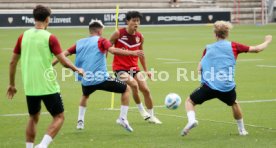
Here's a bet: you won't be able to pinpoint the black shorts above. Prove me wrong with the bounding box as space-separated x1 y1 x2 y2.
190 84 236 106
26 93 64 116
82 77 127 96
114 70 140 78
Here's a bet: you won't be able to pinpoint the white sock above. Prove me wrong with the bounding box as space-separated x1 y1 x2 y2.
187 111 196 123
137 103 145 112
26 142 33 148
78 106 86 121
120 105 129 120
40 134 52 147
147 109 154 116
236 118 245 130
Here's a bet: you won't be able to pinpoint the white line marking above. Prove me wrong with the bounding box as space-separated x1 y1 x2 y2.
101 99 276 131
101 99 276 111
151 112 276 131
256 65 276 68
156 58 182 61
237 59 264 62
164 61 197 64
101 109 276 131
239 99 276 103
0 112 49 117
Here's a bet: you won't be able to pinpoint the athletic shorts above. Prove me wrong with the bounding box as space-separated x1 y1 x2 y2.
114 70 140 78
82 77 127 96
26 93 64 116
190 84 236 106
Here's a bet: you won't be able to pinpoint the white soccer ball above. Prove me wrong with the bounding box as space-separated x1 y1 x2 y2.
165 93 182 110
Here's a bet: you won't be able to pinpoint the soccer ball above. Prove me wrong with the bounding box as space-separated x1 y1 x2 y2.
165 93 182 110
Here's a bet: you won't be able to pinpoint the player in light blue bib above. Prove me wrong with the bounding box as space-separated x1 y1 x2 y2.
181 21 272 136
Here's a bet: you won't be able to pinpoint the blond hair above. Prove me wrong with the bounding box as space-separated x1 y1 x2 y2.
213 21 233 39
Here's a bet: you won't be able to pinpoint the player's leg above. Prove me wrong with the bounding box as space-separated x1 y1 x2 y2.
232 102 248 135
116 71 150 120
116 85 133 132
76 85 95 130
218 88 248 135
117 71 141 103
134 72 161 124
181 97 198 136
26 96 41 148
35 93 64 148
181 84 215 136
96 77 133 132
77 95 89 130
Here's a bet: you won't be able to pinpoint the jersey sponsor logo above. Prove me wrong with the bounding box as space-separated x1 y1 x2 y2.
121 36 128 40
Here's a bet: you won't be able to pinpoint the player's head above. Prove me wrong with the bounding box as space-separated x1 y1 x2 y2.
125 11 142 31
213 21 233 39
33 5 51 26
89 19 105 36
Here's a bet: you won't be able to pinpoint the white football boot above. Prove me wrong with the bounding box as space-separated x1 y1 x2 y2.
181 120 198 136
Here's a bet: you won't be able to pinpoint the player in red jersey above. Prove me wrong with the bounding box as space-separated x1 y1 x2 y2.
110 11 161 124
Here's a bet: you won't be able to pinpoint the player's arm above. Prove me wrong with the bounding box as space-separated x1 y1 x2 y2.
138 37 152 79
52 44 76 66
7 34 22 100
109 30 120 45
49 36 83 76
198 49 206 74
197 62 202 74
100 37 144 56
7 53 20 99
108 47 144 57
55 53 83 76
248 35 272 53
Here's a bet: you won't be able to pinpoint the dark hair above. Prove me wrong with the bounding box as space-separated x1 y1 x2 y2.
125 11 142 21
89 20 104 33
33 5 51 22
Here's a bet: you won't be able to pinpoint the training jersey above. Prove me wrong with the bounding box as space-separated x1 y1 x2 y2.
200 40 249 92
68 36 112 86
13 28 62 96
112 28 143 71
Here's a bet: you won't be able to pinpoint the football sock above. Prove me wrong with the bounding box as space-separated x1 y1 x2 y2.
40 134 52 147
236 118 245 130
26 142 33 148
147 109 154 116
78 106 86 122
120 105 129 120
187 111 196 123
137 103 145 112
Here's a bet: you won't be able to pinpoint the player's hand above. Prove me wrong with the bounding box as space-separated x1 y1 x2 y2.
146 71 152 80
52 58 59 66
77 68 85 77
7 85 17 100
265 35 272 43
131 50 144 57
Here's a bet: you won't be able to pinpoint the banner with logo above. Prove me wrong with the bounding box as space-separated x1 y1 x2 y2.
0 11 230 27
